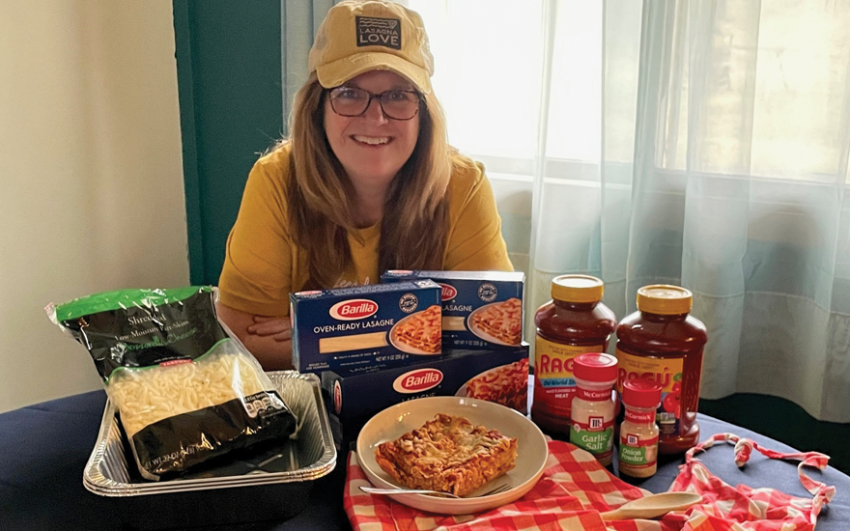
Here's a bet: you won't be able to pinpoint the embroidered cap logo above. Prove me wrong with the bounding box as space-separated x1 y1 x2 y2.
356 16 401 50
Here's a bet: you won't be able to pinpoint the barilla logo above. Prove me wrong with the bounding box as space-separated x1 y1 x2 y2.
618 368 675 392
393 368 443 394
439 283 457 301
329 299 378 320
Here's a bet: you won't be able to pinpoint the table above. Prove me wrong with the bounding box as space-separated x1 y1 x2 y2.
2 390 849 531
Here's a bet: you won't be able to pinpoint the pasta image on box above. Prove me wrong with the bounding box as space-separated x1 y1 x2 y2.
290 280 443 374
381 270 525 350
321 344 529 439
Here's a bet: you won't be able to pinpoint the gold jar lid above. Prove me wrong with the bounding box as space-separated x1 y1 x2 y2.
551 274 604 303
636 284 692 315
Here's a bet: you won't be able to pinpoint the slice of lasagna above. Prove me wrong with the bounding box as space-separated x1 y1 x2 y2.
472 298 522 345
466 358 529 413
374 414 517 497
393 305 442 354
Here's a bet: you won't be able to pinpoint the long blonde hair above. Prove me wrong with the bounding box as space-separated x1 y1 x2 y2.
286 73 453 289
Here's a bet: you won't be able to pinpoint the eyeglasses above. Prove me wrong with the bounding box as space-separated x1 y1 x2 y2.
327 86 422 121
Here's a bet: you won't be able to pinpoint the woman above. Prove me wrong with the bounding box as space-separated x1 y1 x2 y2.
217 0 512 370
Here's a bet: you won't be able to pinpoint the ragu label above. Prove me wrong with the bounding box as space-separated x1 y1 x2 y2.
393 368 443 393
534 338 595 378
329 299 379 320
537 352 577 376
439 283 458 301
616 349 684 435
533 337 605 419
615 350 682 393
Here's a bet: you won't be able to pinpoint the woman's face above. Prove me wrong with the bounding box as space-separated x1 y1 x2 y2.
323 70 420 191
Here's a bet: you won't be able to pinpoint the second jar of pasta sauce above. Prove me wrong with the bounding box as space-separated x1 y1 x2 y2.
532 275 617 438
615 285 707 454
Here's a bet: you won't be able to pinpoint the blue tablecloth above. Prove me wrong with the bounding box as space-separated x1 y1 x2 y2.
2 390 848 531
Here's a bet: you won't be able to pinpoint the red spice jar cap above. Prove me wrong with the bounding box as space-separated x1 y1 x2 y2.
622 379 662 408
573 353 618 382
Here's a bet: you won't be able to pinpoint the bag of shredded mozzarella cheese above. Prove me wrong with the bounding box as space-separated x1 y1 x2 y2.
47 286 297 480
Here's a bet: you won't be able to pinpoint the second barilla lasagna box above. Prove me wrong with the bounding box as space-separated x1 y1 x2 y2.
381 270 525 350
290 280 442 374
322 344 529 430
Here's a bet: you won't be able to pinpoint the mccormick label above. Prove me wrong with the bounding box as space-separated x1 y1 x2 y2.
322 344 529 440
570 415 615 460
380 270 525 350
619 433 659 470
290 281 442 374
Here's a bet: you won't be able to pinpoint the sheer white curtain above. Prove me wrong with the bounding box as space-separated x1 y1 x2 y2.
280 0 338 132
282 0 850 421
404 0 850 422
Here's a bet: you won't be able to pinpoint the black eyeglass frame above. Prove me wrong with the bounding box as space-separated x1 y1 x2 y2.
326 86 423 121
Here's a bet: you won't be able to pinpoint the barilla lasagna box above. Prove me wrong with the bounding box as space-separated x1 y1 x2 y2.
322 344 529 444
290 280 442 374
380 270 525 350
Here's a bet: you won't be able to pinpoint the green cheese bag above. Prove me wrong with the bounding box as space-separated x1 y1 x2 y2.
48 286 297 480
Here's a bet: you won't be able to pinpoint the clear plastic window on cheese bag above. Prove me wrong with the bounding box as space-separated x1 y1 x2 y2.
47 286 298 481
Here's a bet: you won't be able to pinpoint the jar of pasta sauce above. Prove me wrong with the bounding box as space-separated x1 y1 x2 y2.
615 285 707 454
532 275 617 438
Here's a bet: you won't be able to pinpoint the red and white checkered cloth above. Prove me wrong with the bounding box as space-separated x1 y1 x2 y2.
668 433 836 531
344 437 835 531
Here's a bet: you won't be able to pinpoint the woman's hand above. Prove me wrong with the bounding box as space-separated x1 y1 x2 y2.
248 316 292 342
216 303 293 370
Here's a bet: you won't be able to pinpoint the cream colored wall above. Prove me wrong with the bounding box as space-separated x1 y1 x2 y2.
0 1 189 412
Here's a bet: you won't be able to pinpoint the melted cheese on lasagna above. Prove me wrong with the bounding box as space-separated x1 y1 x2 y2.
374 414 517 497
472 298 522 345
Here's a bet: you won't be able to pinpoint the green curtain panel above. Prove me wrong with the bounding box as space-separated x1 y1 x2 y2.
174 0 284 285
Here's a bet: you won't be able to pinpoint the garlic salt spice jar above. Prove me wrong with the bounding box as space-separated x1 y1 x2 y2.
569 353 618 466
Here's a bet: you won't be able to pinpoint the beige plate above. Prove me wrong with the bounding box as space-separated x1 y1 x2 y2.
356 396 548 515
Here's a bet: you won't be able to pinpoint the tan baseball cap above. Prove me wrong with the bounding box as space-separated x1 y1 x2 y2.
307 0 434 94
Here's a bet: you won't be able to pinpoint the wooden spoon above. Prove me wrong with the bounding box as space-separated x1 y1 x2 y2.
599 492 702 520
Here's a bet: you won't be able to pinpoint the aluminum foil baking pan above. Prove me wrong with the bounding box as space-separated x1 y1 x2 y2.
83 371 336 497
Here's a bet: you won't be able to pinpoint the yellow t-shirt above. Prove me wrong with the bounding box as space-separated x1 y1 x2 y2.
218 143 513 317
